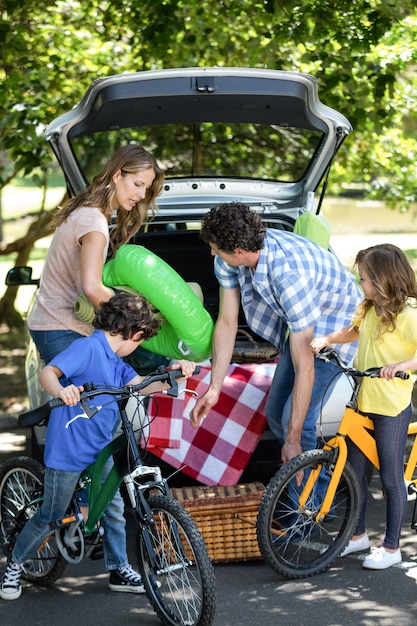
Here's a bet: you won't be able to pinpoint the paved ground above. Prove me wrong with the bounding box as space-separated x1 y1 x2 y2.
0 427 417 625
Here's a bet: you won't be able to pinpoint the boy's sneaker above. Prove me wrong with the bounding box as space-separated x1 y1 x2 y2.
108 564 145 593
0 560 23 601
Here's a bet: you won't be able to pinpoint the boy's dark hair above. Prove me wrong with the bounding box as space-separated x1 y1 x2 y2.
200 202 266 253
93 292 160 341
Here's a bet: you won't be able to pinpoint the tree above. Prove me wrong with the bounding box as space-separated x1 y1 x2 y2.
1 0 417 326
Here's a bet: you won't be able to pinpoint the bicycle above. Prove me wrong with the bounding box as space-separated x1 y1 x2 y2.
0 366 216 625
256 346 417 579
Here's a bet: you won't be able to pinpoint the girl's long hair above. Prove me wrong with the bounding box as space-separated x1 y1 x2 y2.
53 144 164 258
355 243 417 335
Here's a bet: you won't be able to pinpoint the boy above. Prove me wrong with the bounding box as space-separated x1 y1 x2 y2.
0 291 195 600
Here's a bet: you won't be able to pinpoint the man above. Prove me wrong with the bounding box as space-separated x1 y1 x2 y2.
190 202 361 464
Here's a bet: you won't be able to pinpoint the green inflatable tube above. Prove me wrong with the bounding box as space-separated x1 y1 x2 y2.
102 244 214 361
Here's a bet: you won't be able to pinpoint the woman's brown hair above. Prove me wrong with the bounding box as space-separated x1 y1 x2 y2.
53 144 164 258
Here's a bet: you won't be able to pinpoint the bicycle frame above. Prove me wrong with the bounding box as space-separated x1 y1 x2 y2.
80 394 166 535
298 360 417 523
80 434 126 535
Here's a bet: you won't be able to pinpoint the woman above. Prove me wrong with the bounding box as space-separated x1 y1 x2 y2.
28 142 164 362
27 143 164 593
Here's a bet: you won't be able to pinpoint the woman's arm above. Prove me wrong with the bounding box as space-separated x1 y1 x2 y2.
79 231 114 308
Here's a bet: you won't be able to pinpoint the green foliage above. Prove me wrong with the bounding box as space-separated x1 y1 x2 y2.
1 0 417 208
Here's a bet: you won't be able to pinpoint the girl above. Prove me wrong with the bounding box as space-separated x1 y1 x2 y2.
312 243 417 570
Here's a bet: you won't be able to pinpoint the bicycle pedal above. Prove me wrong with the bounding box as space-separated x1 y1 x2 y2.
49 512 84 530
406 480 417 501
88 545 104 560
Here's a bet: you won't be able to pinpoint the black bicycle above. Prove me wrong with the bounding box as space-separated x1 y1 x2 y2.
0 366 216 625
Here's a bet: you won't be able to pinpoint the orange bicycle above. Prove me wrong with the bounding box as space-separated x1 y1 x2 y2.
256 347 417 578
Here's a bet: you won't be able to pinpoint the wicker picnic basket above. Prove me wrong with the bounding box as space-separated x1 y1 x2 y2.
232 329 279 364
171 483 265 563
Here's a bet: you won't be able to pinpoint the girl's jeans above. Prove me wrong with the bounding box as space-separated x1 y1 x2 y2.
348 404 411 550
28 328 129 571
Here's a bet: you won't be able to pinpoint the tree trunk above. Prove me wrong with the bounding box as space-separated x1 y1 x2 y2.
0 209 54 329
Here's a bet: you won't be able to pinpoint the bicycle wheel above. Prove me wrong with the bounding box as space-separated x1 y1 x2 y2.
0 456 67 586
256 449 360 578
136 494 216 626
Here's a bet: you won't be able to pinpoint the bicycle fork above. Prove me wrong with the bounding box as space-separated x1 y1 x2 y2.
298 444 347 522
299 408 379 522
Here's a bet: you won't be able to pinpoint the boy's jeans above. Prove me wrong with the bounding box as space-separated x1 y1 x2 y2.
29 328 129 571
13 467 80 564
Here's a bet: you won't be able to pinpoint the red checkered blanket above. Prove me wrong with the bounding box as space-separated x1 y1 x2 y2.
146 363 276 485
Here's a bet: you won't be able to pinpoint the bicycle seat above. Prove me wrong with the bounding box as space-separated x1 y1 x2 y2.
18 402 51 428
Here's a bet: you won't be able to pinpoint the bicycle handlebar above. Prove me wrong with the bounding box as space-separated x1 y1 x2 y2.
315 347 409 380
48 365 201 412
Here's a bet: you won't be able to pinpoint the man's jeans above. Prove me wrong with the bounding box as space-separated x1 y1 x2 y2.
265 342 344 522
265 341 342 452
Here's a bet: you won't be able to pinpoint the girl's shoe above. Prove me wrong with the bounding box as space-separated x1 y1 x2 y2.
0 560 23 601
362 547 401 570
340 534 370 557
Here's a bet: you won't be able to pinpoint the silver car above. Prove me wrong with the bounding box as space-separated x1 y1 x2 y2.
8 67 353 481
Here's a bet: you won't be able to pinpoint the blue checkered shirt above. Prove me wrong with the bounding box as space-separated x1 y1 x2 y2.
215 229 361 362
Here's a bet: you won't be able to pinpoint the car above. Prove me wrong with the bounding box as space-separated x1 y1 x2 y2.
7 67 353 484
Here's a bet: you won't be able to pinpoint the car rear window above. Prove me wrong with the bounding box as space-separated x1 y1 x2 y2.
69 122 323 184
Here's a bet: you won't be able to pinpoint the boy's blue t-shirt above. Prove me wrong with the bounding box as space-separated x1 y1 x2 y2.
44 330 137 472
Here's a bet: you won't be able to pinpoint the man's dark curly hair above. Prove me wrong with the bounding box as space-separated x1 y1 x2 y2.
200 202 266 253
93 291 160 341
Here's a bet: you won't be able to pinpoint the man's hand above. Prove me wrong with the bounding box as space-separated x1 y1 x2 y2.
171 360 196 379
190 388 219 428
281 440 302 465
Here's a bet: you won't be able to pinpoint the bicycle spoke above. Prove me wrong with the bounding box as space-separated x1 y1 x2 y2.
137 494 216 626
257 449 360 578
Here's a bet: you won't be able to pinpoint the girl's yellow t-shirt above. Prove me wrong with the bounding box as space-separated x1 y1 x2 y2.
354 303 417 416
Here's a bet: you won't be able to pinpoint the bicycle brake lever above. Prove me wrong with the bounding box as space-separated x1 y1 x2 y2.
179 388 198 397
81 396 101 418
